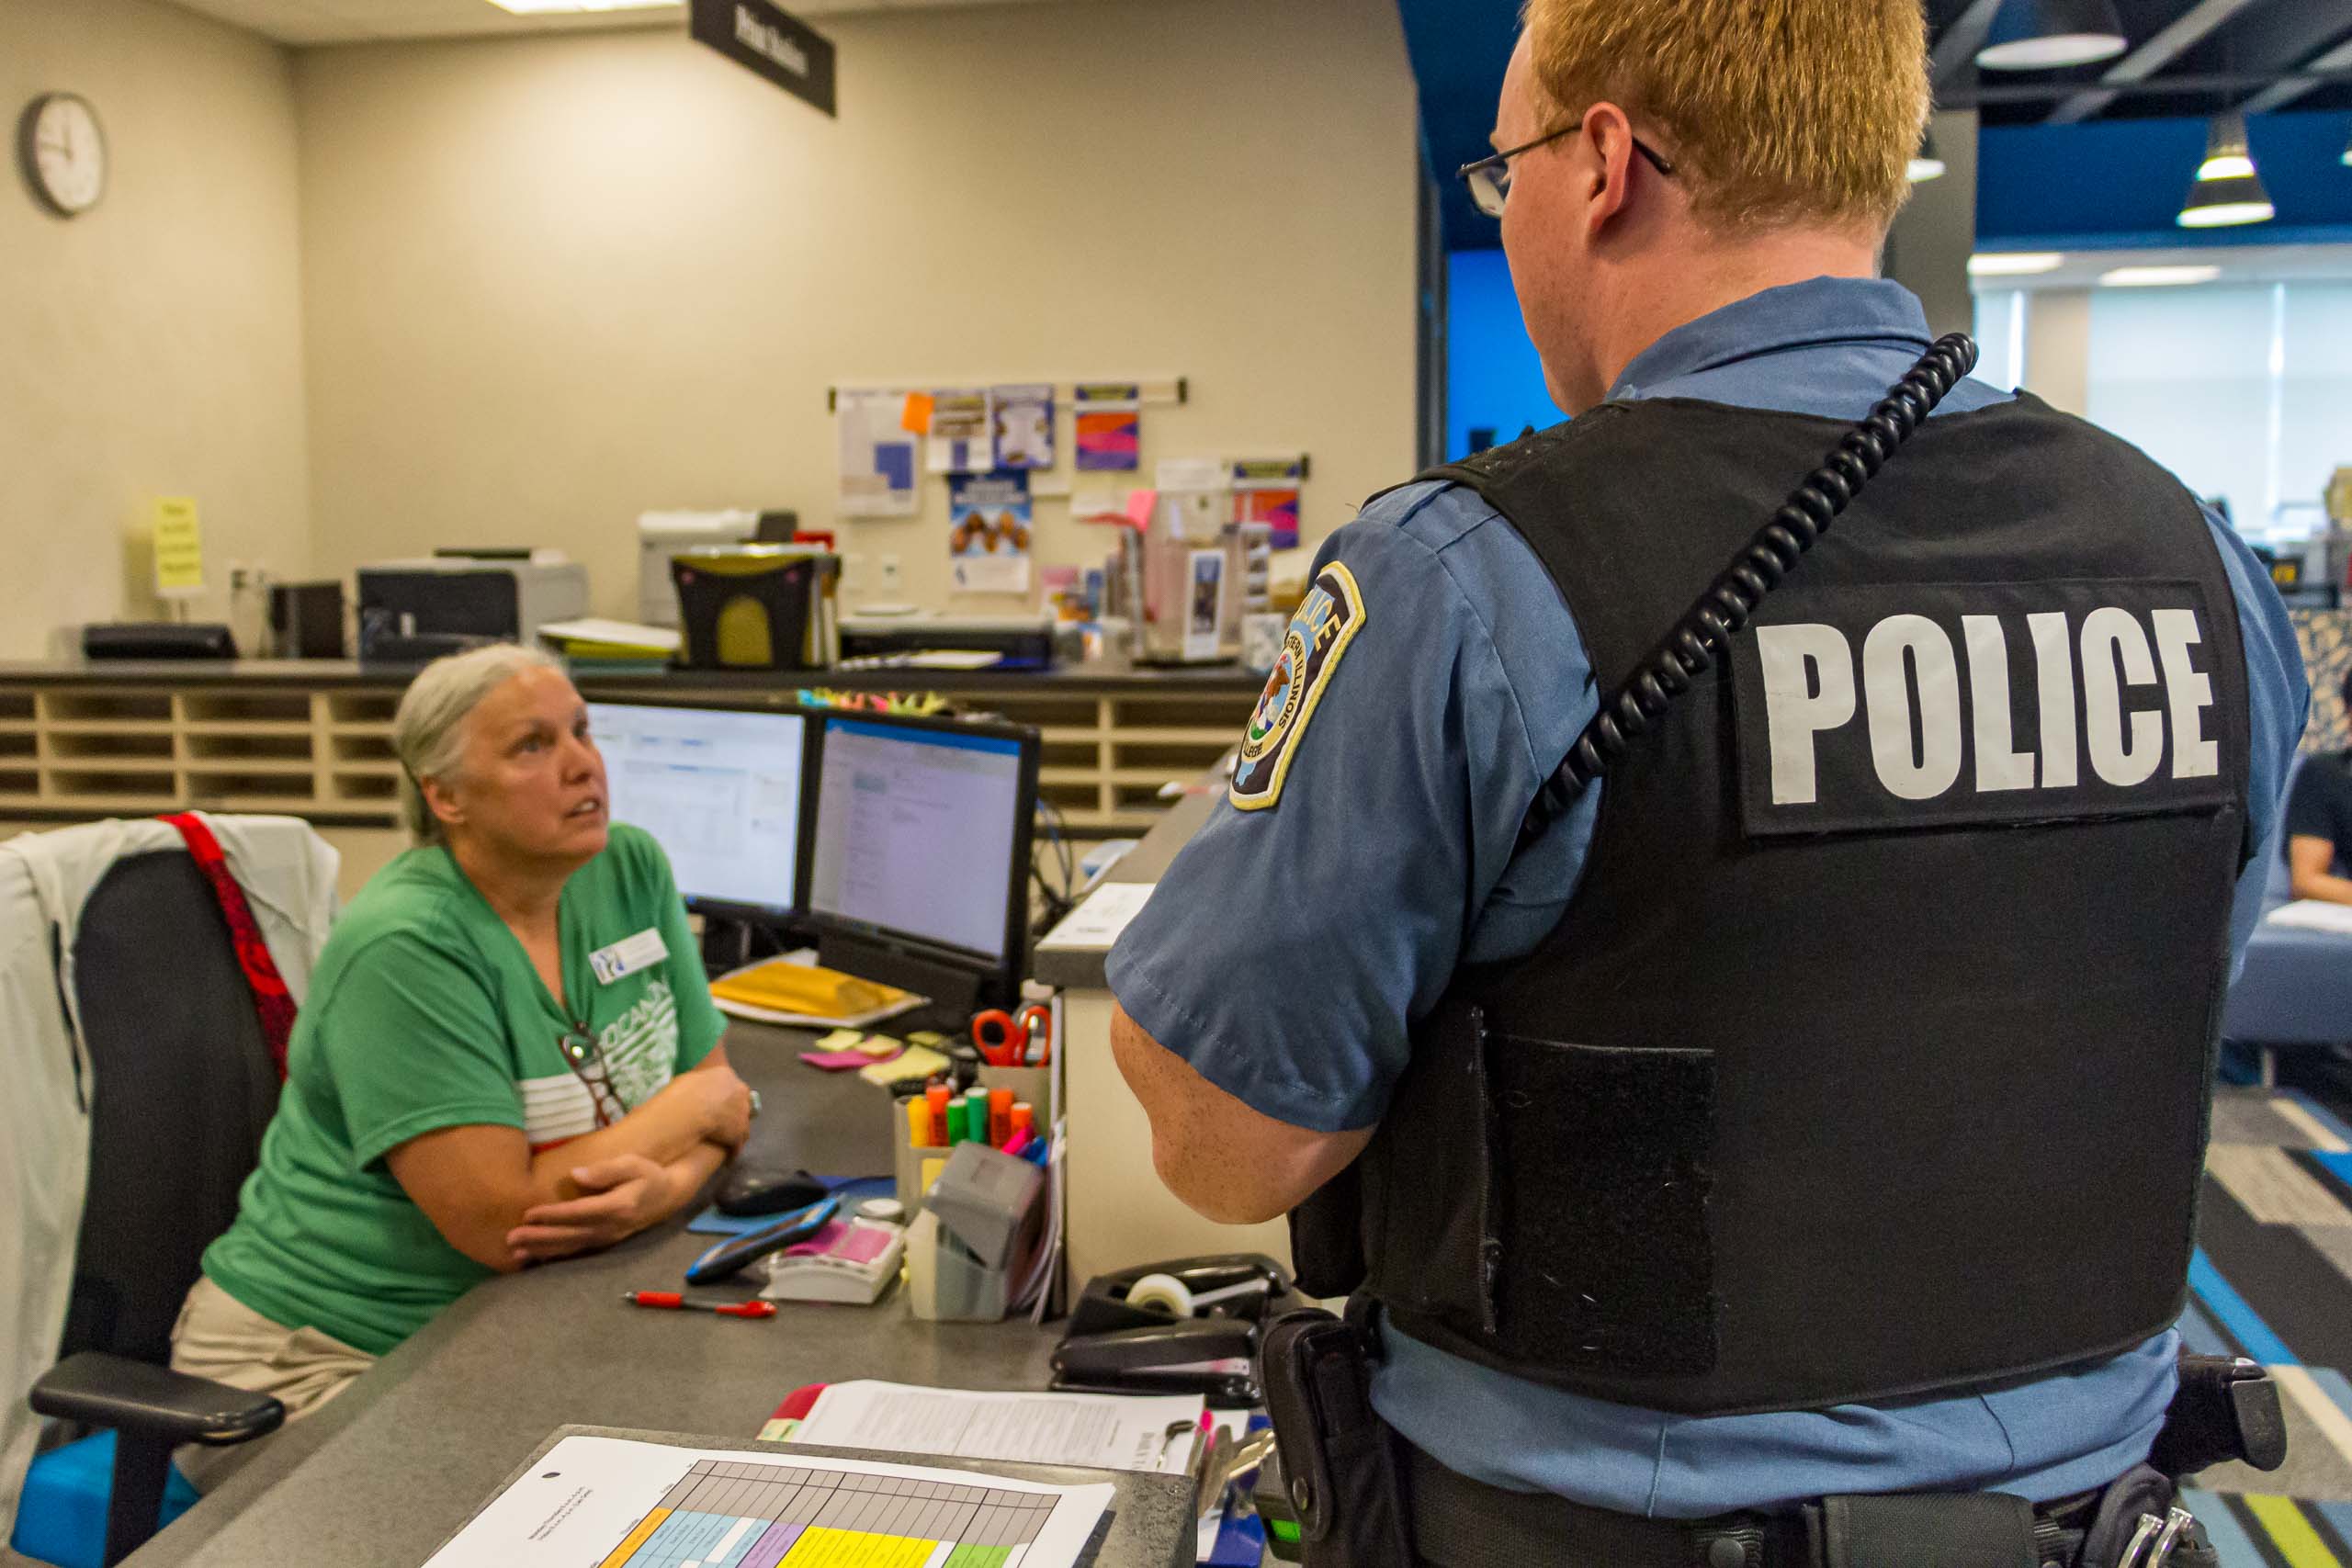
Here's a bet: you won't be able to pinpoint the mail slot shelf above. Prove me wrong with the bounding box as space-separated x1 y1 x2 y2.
0 671 1258 838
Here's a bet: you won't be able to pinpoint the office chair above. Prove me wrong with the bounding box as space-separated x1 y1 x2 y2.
19 848 288 1567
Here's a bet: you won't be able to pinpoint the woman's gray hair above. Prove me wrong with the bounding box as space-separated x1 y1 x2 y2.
393 643 566 846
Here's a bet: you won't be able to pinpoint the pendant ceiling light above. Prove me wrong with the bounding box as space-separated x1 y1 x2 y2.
1908 130 1948 183
1976 0 2129 72
2177 111 2276 230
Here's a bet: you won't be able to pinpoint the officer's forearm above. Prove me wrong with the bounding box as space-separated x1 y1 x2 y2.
1109 1002 1372 1225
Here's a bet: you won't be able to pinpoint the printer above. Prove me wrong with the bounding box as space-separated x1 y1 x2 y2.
356 552 589 661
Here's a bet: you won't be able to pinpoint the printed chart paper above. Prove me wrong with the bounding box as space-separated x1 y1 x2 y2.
837 392 919 518
791 1383 1206 1474
421 1434 1113 1568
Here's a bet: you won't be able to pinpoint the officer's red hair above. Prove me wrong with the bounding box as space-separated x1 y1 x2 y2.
1520 0 1930 234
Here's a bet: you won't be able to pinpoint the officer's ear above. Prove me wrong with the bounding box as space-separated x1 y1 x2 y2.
1580 101 1641 232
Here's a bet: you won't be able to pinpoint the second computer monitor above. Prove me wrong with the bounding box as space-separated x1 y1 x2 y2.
807 712 1036 1004
586 699 809 919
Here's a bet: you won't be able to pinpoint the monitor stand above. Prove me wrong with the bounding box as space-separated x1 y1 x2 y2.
816 931 990 1020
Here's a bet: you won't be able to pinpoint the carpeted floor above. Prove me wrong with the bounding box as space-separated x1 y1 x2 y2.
2177 1084 2352 1565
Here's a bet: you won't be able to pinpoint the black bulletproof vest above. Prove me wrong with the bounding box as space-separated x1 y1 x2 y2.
1291 392 2253 1416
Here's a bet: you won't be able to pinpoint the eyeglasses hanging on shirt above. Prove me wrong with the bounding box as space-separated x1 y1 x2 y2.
558 1024 629 1129
1455 122 1677 219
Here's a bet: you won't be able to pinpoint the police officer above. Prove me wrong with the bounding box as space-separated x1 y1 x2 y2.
1105 1 2309 1563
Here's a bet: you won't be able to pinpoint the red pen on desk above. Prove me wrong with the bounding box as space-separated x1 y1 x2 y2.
621 1292 776 1319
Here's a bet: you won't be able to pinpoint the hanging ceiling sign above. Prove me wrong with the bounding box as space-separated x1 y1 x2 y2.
689 0 836 117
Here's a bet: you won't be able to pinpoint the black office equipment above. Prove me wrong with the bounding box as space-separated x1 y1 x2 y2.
266 581 345 660
672 547 834 671
683 1198 839 1285
356 557 588 661
803 710 1041 1014
1051 1255 1300 1405
81 623 238 660
28 848 289 1563
715 1167 830 1219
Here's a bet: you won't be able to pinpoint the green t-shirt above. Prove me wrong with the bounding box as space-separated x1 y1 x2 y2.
202 824 725 1355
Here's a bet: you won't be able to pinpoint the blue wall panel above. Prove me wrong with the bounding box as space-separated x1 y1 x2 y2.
1978 110 2352 252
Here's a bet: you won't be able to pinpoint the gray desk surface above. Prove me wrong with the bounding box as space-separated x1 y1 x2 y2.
126 1023 1175 1567
1033 785 1219 994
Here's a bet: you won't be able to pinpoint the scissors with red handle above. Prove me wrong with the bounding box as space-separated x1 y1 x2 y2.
971 1003 1053 1066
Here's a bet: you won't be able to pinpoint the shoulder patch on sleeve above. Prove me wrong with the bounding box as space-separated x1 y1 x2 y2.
1230 560 1367 811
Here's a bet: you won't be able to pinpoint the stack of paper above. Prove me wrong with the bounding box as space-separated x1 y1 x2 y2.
539 617 681 676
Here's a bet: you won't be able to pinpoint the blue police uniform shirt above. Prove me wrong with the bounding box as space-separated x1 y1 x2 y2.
1106 276 2311 1518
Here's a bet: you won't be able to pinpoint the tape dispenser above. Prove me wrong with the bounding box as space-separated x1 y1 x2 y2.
1048 1254 1302 1406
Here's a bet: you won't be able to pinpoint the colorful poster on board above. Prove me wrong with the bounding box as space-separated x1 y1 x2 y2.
949 470 1034 593
927 389 992 474
1231 456 1307 549
1073 383 1142 472
991 383 1056 470
837 389 920 517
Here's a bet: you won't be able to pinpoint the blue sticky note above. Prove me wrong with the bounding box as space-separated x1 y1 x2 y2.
875 442 915 491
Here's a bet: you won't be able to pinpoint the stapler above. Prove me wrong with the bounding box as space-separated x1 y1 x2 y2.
1049 1254 1302 1405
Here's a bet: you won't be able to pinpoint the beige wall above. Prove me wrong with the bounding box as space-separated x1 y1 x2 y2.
293 0 1420 619
0 0 311 658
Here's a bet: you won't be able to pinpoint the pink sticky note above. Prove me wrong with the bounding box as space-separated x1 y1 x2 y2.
1123 489 1158 531
799 1048 892 1071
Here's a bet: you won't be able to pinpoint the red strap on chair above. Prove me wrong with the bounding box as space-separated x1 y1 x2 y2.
158 813 296 1080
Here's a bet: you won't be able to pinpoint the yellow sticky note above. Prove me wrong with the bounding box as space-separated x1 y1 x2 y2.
815 1027 864 1051
856 1033 903 1058
857 1044 949 1087
907 1031 946 1048
919 1157 945 1193
151 498 204 595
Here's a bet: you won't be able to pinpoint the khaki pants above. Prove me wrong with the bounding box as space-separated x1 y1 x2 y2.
165 1276 376 1491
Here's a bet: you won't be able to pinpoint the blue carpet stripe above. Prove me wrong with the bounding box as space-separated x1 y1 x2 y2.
2188 1486 2274 1568
2180 1295 2241 1358
2289 1090 2352 1146
2193 1247 2300 1367
2312 1368 2352 1425
2324 1506 2352 1562
2317 1152 2352 1189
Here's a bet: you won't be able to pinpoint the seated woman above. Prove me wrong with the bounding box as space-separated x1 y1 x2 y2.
170 645 752 1476
2286 668 2352 905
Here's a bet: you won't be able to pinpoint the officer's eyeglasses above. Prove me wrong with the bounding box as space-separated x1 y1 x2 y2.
1457 124 1676 220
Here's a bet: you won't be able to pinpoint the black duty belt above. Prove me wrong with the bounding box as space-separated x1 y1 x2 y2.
1402 1441 2103 1568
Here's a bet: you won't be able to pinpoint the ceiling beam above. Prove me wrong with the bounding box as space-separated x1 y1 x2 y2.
2240 34 2352 114
2045 0 2263 124
1944 63 2352 107
1928 0 2007 88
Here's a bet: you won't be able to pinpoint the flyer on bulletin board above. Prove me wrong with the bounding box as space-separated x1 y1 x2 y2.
928 389 993 474
1230 457 1306 549
836 390 919 517
1073 383 1141 471
991 383 1056 470
949 471 1034 594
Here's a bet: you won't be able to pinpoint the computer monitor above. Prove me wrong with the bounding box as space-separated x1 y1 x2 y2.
805 711 1039 1010
585 699 811 921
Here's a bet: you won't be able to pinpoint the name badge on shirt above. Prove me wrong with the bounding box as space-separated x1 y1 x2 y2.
589 928 669 986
